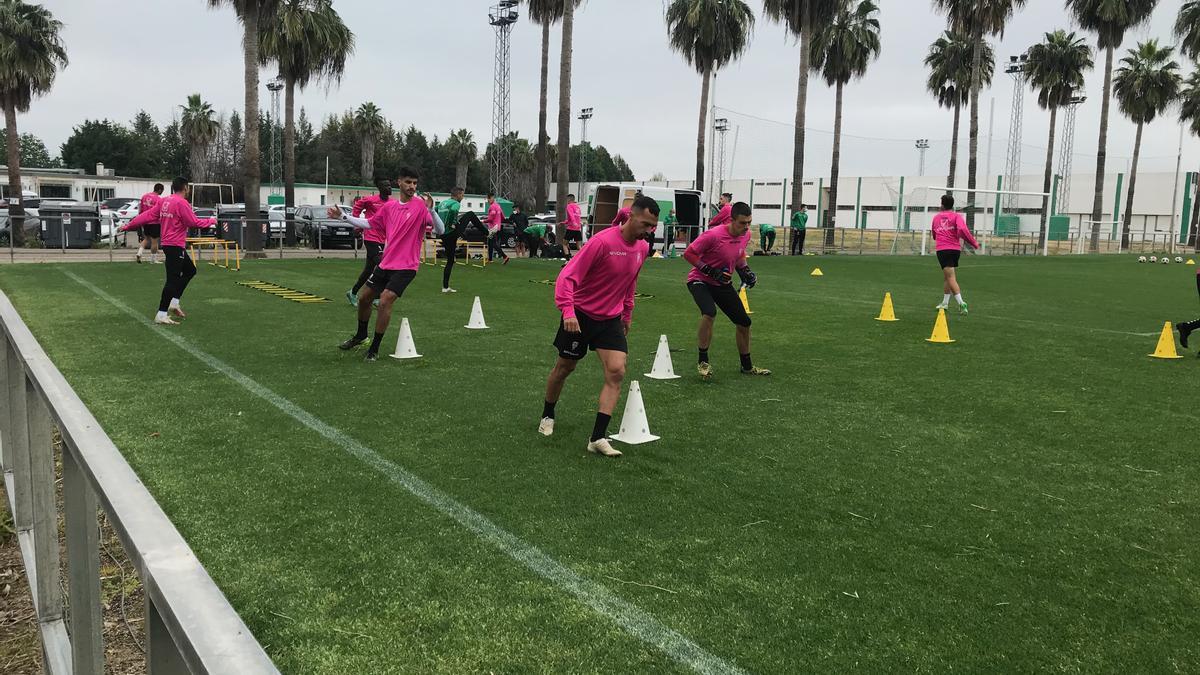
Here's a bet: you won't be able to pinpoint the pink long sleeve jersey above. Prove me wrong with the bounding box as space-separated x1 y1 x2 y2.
554 225 649 323
931 210 979 251
122 194 214 247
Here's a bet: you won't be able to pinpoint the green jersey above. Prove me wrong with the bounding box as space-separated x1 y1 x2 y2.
791 211 808 229
759 223 775 235
524 223 549 238
436 198 461 232
663 213 678 228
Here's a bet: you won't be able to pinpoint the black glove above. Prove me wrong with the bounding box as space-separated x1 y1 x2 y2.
700 264 732 284
737 265 757 289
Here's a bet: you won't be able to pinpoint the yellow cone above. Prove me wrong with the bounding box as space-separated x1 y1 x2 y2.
739 286 754 314
875 292 898 322
1148 321 1184 359
926 308 955 344
811 268 824 277
1188 259 1196 265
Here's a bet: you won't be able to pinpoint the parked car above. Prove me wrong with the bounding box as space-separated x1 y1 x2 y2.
295 204 356 248
114 200 139 223
0 207 41 245
100 197 135 222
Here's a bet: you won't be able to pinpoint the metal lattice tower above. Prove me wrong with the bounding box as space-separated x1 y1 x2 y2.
916 139 930 176
1057 95 1086 215
267 78 283 195
489 1 518 198
1002 54 1028 211
578 107 593 204
715 118 730 185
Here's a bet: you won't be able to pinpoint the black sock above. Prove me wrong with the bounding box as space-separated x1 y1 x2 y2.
590 413 611 442
355 320 369 340
368 331 385 353
698 348 709 364
542 400 556 419
740 353 753 370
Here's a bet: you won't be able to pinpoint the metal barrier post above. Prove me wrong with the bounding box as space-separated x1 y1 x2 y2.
26 381 63 620
7 347 32 530
63 445 103 675
318 225 323 253
0 331 8 471
61 218 67 255
108 216 114 263
147 596 189 674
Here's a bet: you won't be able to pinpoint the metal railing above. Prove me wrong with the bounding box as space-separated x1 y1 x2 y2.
0 290 278 674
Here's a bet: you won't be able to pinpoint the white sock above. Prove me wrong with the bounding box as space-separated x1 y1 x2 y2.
954 293 964 304
169 298 181 309
155 311 168 321
942 294 952 305
137 245 144 256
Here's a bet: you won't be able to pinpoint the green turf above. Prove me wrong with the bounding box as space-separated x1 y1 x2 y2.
1 253 1198 673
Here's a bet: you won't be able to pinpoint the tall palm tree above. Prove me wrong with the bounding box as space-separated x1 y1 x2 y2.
1025 30 1092 245
665 0 755 194
180 94 221 181
1180 69 1200 243
763 0 841 226
527 0 580 214
1113 40 1180 249
353 103 385 184
1066 0 1158 250
925 32 994 189
554 0 574 246
0 0 66 246
934 0 1026 230
811 0 880 240
1175 1 1200 60
259 0 353 221
445 129 477 188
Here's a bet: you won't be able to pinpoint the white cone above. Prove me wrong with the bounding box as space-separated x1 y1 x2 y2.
609 380 660 445
464 296 489 330
389 317 422 359
644 335 681 380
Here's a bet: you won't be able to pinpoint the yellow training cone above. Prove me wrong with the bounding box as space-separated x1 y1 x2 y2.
926 309 955 344
1188 259 1196 265
739 286 754 314
811 268 824 277
1148 321 1184 359
875 292 898 322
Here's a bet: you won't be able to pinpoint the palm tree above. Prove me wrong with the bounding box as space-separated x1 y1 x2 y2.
259 0 353 222
445 129 477 188
1066 0 1158 251
934 0 1026 230
527 0 580 214
554 0 575 247
926 32 994 189
1113 40 1181 249
1025 30 1092 245
0 0 66 246
180 94 221 181
763 0 841 227
1180 70 1200 244
811 0 880 240
209 0 279 253
353 103 385 184
1176 1 1200 60
665 0 755 194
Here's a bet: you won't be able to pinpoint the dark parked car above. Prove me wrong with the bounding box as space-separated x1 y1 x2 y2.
295 204 356 248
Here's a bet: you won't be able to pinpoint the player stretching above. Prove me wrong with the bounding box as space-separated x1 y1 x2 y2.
435 187 469 293
135 183 164 263
121 177 216 325
485 193 510 264
708 192 733 230
538 195 660 457
561 193 583 258
684 201 770 380
931 194 979 313
332 167 443 362
1174 266 1200 355
346 180 391 305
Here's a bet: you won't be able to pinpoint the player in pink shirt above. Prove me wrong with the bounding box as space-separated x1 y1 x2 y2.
538 195 660 458
708 193 733 230
331 167 443 362
931 193 980 313
345 180 392 305
484 193 510 264
611 205 631 228
560 194 584 259
1174 267 1200 353
121 177 217 325
685 201 770 379
134 183 164 264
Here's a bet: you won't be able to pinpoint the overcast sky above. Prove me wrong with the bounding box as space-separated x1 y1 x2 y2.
23 0 1199 182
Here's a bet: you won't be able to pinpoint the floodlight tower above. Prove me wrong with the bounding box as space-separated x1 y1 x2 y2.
915 139 930 176
267 78 284 195
1002 53 1029 211
1057 94 1086 214
715 118 731 187
578 107 593 206
489 1 519 198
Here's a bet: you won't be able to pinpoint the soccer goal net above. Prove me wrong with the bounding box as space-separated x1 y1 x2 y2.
893 185 1052 256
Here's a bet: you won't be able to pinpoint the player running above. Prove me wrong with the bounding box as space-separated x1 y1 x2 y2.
134 183 164 264
931 193 979 313
1174 266 1200 355
331 167 443 362
485 193 510 265
538 194 660 457
121 177 216 325
684 201 770 380
561 193 583 258
346 180 391 305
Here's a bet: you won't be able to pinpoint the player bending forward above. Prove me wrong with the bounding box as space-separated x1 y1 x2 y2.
931 193 979 313
538 195 659 457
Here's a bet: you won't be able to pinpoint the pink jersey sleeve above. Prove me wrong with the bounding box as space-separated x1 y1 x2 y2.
622 255 642 324
554 236 604 319
957 214 979 249
352 196 369 218
710 204 732 228
123 200 162 230
683 229 712 267
176 201 214 229
612 208 630 228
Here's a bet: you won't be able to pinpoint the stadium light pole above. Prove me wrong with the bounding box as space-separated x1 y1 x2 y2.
915 139 930 177
715 118 730 191
578 107 593 213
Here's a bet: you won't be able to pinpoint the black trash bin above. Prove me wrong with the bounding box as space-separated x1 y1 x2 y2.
215 206 270 249
39 202 101 249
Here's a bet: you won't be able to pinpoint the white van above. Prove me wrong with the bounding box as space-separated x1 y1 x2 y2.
585 183 708 249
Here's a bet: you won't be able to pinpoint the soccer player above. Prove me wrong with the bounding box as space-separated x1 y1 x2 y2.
538 194 660 458
611 204 631 228
346 180 391 305
135 183 164 264
484 193 510 264
931 193 979 313
661 207 678 256
1174 267 1200 355
511 204 529 257
121 177 216 325
759 221 776 253
331 167 443 362
435 187 468 293
523 221 551 259
790 204 808 256
684 201 770 380
561 193 583 258
708 192 733 230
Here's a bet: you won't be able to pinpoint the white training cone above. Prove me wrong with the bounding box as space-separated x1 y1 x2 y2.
390 317 422 359
609 380 660 445
465 296 489 330
644 334 681 380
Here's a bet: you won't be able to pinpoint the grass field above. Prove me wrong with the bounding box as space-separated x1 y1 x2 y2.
1 253 1197 673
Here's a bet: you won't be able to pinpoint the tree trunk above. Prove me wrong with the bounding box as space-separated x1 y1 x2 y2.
535 19 551 214
1089 45 1114 252
361 137 374 185
284 77 296 246
966 33 982 231
456 161 468 189
554 1 574 248
948 100 961 189
243 4 262 253
826 80 844 242
190 144 208 183
790 23 812 228
696 66 711 192
5 101 23 246
1120 121 1143 250
1039 104 1058 248
1191 162 1200 247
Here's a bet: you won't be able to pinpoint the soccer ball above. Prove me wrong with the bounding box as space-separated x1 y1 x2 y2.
1175 257 1184 263
1138 256 1148 263
1161 257 1170 264
1150 256 1158 263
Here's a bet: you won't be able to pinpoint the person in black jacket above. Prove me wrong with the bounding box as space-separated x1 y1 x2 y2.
511 204 530 257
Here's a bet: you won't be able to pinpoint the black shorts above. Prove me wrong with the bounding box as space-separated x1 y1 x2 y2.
365 268 416 296
688 281 751 327
553 311 627 360
143 224 162 239
937 250 961 269
564 229 583 242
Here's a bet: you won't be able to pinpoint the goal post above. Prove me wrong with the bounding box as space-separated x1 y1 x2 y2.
917 185 1053 256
